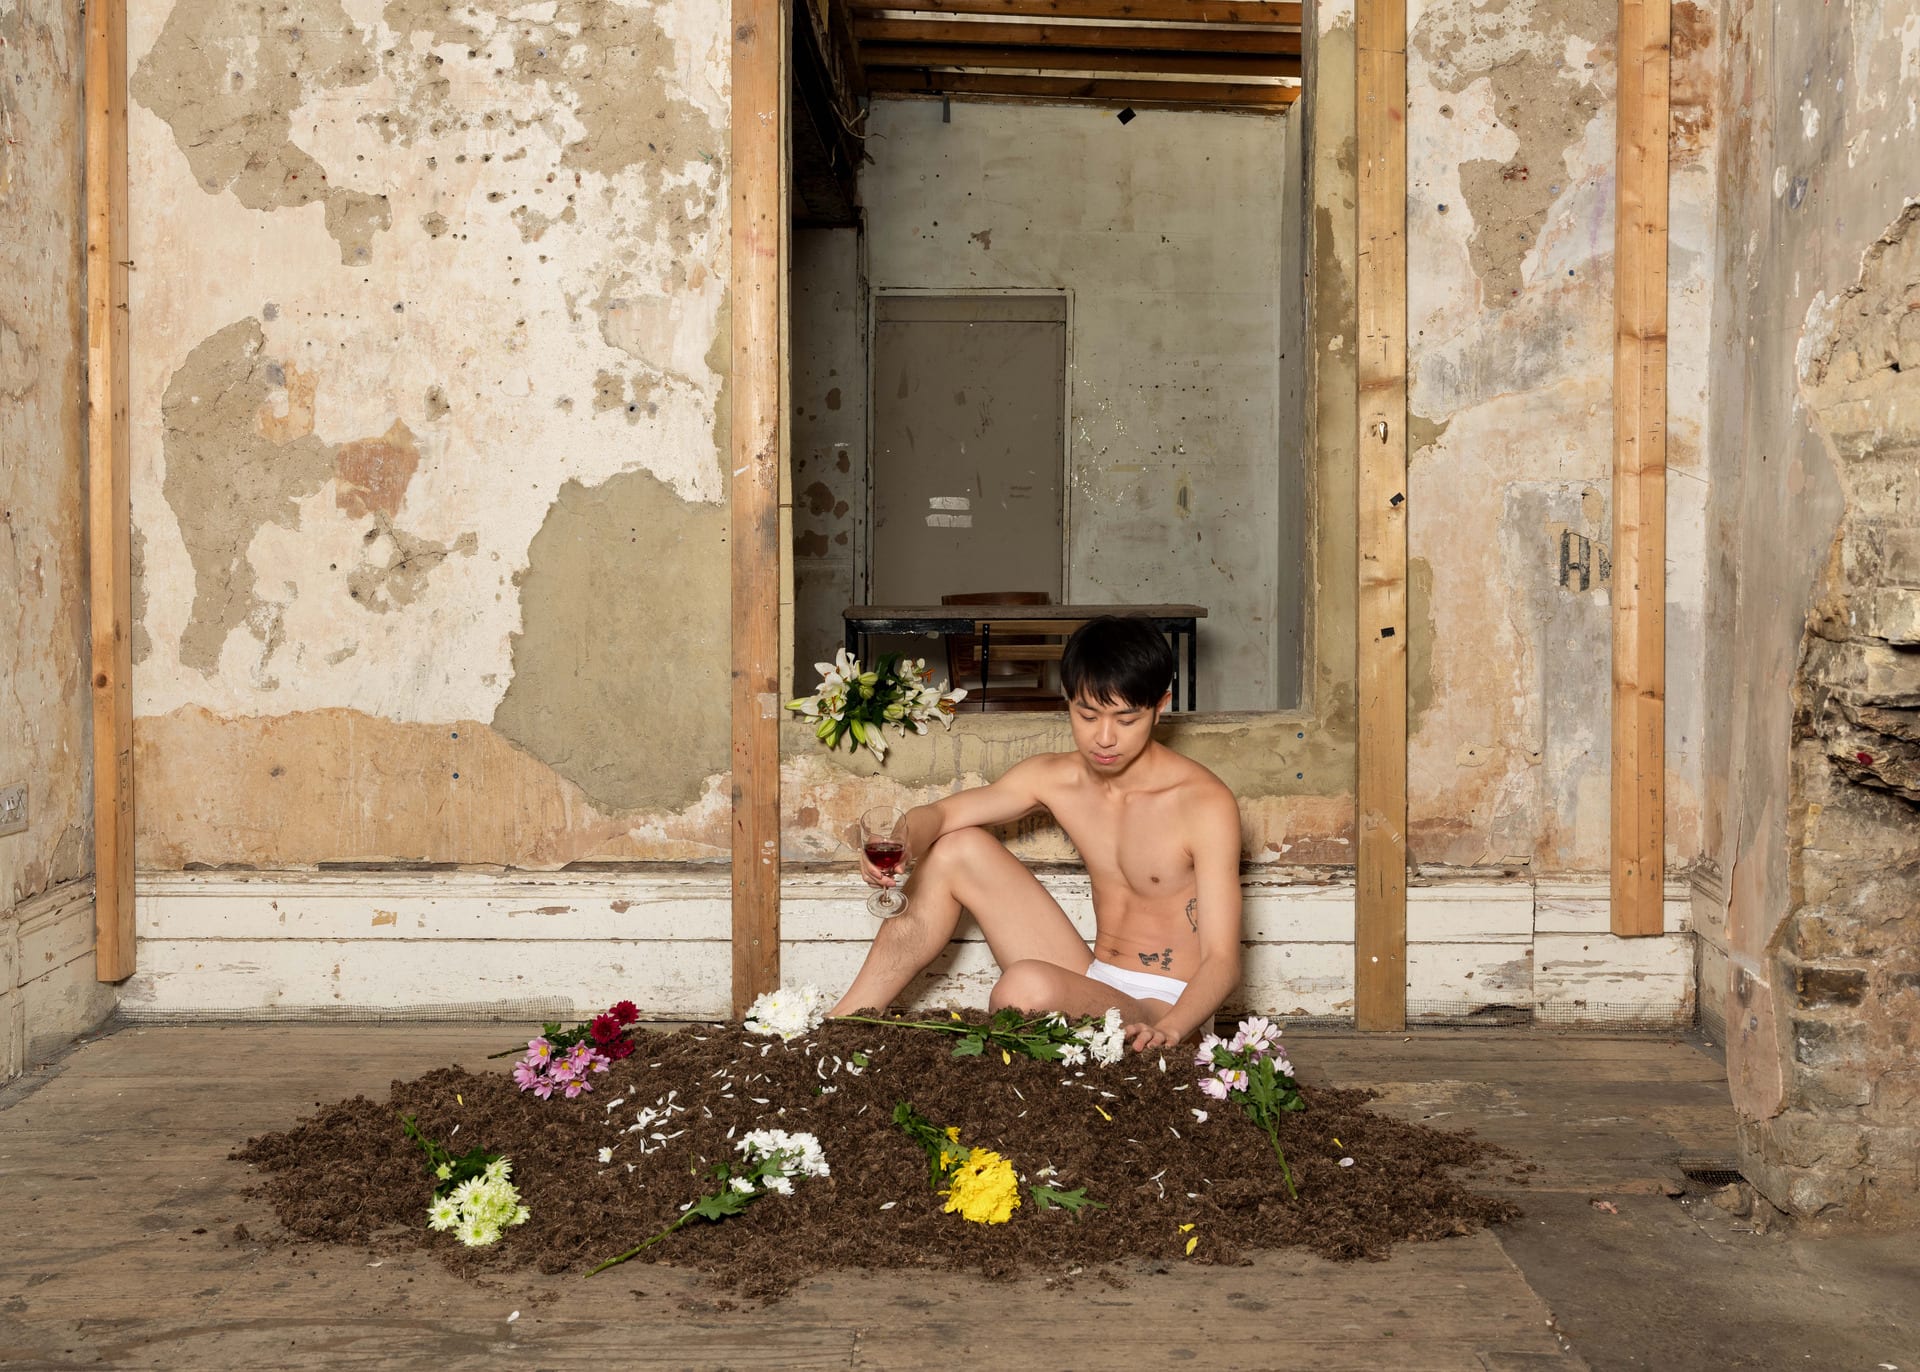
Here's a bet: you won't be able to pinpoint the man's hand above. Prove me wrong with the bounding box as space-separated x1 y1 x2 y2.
859 843 903 890
1124 1019 1182 1053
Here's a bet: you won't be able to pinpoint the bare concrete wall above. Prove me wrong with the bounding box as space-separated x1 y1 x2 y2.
791 227 866 675
126 0 735 868
858 99 1305 714
1707 0 1920 1223
0 0 112 1075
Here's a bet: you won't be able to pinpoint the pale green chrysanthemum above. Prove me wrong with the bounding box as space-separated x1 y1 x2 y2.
426 1196 460 1231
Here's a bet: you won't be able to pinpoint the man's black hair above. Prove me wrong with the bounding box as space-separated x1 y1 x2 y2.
1059 616 1175 709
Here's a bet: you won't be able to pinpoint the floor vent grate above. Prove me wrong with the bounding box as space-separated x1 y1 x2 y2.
1679 1164 1747 1188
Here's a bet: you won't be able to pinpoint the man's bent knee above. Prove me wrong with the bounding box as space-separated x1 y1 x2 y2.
989 958 1066 1013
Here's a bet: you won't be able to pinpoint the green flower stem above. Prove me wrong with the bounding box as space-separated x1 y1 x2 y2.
1263 1121 1299 1200
833 1014 970 1035
587 1211 695 1277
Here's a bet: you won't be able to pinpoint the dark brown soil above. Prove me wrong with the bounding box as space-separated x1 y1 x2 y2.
233 1018 1526 1300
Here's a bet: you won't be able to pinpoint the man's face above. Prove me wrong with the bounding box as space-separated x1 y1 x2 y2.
1067 691 1167 774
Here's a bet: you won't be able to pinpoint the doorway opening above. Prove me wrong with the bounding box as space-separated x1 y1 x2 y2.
787 0 1310 714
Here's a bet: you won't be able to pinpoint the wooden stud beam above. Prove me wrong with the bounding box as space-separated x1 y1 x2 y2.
1354 0 1408 1030
730 0 786 1015
854 17 1303 54
1611 0 1668 937
863 43 1299 76
86 0 134 983
867 69 1296 105
852 0 1302 26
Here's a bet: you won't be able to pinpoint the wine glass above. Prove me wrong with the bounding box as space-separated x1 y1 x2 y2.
860 806 911 918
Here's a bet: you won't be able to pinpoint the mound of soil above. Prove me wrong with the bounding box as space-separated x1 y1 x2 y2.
234 1017 1525 1300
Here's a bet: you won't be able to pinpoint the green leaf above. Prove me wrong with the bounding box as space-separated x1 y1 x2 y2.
1029 1184 1107 1217
688 1190 755 1223
950 1035 986 1057
850 1051 871 1068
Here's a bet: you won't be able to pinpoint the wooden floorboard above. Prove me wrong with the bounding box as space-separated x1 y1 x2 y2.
1 1023 1766 1369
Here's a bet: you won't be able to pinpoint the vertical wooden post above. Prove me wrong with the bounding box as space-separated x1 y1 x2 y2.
1611 0 1668 937
731 0 787 1014
87 0 135 982
1354 0 1408 1029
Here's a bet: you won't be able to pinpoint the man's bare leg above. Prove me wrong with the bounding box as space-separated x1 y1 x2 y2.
989 959 1174 1027
829 826 1092 1017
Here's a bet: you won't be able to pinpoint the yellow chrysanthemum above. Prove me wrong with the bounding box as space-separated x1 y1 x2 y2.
941 1147 1022 1225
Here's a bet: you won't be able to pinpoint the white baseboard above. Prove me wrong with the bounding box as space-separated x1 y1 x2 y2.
124 869 1695 1027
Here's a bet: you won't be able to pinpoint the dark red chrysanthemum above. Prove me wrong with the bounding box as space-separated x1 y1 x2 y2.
589 1014 622 1044
604 1037 636 1060
610 1000 640 1025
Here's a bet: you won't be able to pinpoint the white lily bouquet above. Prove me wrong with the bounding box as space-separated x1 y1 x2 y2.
787 648 968 760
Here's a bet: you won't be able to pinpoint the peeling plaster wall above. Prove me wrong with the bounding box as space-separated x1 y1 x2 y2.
127 0 734 868
0 0 112 1075
1707 0 1920 1223
858 99 1306 714
1404 0 1714 872
780 0 1715 883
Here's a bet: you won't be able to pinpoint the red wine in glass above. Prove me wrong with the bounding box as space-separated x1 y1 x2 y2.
864 839 907 876
860 807 910 917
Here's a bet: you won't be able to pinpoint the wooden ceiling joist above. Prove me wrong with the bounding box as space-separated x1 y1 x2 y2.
854 17 1302 53
866 68 1297 107
852 0 1301 26
866 43 1298 76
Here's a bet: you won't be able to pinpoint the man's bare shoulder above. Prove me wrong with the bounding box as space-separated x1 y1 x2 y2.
1156 745 1237 803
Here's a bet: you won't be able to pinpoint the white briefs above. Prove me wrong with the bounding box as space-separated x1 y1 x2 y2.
1084 958 1188 1006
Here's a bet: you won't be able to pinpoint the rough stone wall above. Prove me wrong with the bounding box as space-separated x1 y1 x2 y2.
0 0 105 1073
1708 0 1920 1221
126 0 735 867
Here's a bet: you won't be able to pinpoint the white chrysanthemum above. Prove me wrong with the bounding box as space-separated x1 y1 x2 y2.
764 1174 794 1195
730 1176 756 1194
1077 1008 1127 1066
1059 1042 1088 1066
596 1147 614 1164
738 1128 830 1180
484 1157 512 1182
744 984 832 1041
456 1213 500 1248
427 1196 460 1231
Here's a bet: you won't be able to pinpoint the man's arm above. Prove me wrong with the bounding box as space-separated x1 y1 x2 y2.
862 757 1053 888
1125 787 1243 1048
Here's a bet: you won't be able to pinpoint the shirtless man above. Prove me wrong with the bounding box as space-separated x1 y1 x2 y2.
828 616 1243 1053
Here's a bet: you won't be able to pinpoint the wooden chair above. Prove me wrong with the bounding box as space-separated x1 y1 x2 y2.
941 591 1062 712
977 618 1092 711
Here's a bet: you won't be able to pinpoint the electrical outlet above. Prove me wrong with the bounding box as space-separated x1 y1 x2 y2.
0 783 26 836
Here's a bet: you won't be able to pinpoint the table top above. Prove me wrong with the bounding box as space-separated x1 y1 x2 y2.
845 603 1207 622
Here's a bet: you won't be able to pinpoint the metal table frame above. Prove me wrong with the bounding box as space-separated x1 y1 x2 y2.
842 605 1206 711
